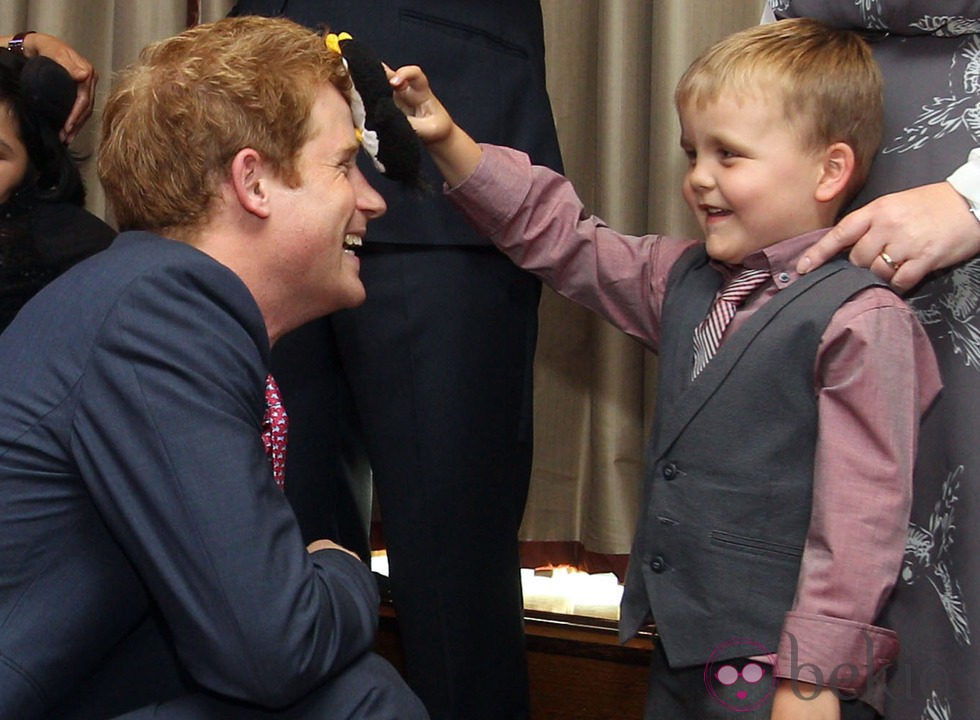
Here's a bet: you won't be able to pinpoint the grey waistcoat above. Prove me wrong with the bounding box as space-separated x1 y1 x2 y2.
619 245 884 668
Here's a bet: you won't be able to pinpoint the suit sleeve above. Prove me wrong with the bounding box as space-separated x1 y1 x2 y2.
69 264 378 708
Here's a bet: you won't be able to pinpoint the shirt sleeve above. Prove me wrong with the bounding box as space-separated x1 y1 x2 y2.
69 264 378 708
447 144 697 350
776 288 941 702
945 147 980 208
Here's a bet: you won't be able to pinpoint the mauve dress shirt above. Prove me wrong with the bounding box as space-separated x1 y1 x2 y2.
448 144 941 696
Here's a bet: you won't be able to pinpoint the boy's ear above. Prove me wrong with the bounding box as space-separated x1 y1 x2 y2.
814 142 855 204
230 148 272 219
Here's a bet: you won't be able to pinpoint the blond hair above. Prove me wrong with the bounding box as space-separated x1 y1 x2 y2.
98 15 350 233
675 18 883 202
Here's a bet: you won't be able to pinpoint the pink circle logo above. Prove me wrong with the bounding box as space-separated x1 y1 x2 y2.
703 638 776 712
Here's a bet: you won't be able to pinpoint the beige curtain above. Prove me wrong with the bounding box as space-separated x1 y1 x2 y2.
3 0 766 571
0 0 235 218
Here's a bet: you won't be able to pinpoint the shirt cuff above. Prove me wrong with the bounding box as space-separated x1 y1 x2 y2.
446 144 534 238
946 148 980 208
776 611 897 713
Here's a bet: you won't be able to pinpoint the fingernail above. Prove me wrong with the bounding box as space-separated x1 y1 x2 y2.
797 256 811 274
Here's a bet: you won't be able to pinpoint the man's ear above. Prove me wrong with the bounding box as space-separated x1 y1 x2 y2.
230 148 272 219
814 142 855 204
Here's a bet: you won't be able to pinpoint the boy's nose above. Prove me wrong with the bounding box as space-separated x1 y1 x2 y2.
687 161 714 190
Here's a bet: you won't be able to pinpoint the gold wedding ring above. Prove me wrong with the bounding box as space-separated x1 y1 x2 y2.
879 248 901 272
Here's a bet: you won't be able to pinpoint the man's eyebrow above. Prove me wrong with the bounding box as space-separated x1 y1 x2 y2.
337 139 360 162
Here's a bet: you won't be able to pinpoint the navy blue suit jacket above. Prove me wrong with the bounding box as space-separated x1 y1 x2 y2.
0 233 379 718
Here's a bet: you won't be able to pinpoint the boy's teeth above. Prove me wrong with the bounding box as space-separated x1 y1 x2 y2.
344 234 363 247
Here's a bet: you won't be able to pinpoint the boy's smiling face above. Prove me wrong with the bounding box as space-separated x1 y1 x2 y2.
678 90 833 265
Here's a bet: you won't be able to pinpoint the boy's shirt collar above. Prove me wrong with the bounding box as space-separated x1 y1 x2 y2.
710 228 831 290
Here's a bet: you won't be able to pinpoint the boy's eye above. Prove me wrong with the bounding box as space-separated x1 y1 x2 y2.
719 149 739 160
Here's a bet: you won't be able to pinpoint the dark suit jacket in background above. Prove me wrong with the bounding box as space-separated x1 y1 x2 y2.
228 3 563 719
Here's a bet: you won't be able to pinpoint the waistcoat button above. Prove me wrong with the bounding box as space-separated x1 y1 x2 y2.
650 555 666 573
662 462 678 480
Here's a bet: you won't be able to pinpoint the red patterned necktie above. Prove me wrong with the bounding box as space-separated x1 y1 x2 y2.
691 268 770 380
262 374 288 490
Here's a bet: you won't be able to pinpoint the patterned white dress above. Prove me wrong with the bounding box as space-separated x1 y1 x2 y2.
772 3 980 719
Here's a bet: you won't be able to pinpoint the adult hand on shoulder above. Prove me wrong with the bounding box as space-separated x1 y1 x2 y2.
21 32 98 143
796 182 980 292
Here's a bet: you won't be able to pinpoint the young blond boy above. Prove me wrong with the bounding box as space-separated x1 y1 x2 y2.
390 18 940 720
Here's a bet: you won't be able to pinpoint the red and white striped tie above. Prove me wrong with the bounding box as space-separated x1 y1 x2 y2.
691 268 769 380
262 374 288 490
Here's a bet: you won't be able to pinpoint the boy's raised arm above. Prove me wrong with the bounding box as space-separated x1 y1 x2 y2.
389 64 484 187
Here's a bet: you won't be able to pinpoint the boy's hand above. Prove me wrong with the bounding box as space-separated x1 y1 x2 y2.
387 64 483 187
386 65 453 145
770 680 841 720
